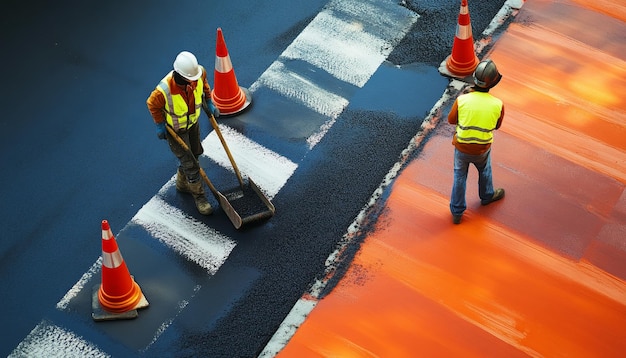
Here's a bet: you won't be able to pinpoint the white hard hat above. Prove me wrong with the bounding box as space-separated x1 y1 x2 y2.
173 51 202 81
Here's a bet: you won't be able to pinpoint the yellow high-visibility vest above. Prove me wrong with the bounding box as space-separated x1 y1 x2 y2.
156 70 204 131
456 91 503 144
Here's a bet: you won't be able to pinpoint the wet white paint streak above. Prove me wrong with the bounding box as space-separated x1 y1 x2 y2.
282 0 418 88
202 125 298 199
281 11 387 88
56 258 102 311
142 285 202 352
250 61 349 119
131 196 236 274
306 117 337 150
9 321 110 358
250 0 418 150
258 298 318 357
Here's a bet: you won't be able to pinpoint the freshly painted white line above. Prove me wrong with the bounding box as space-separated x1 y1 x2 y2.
9 321 110 358
202 124 298 199
131 195 237 274
281 11 388 88
306 117 337 150
249 0 418 152
250 61 349 120
257 298 318 357
56 258 102 311
142 285 202 352
282 0 418 88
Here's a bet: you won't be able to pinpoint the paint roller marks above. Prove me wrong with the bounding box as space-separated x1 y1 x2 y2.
250 61 349 120
9 321 110 358
131 195 236 274
250 0 419 149
282 1 413 87
202 124 298 199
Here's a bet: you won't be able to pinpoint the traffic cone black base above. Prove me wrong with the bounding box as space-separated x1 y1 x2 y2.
92 285 140 321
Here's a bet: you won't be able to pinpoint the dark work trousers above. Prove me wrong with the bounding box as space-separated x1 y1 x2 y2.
166 123 204 183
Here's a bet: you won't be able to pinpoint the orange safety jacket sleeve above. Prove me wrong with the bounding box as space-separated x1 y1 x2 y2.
448 99 459 125
147 89 166 124
495 105 504 129
201 69 212 99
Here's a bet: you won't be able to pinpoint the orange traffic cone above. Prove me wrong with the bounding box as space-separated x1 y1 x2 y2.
211 27 252 116
444 0 479 77
97 220 146 314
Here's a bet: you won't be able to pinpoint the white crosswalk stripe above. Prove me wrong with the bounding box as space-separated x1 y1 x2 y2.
248 0 418 150
131 195 237 274
9 322 110 358
250 61 349 120
202 125 298 199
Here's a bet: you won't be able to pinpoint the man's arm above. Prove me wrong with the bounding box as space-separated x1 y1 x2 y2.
201 67 212 98
448 99 459 125
146 89 166 124
200 67 220 117
495 105 505 130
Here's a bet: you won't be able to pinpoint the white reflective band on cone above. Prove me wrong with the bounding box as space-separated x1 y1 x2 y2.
102 250 124 269
456 24 472 40
102 229 113 240
215 56 233 74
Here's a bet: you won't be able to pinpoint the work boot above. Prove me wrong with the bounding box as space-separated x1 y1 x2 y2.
481 188 505 206
188 181 213 215
176 168 191 193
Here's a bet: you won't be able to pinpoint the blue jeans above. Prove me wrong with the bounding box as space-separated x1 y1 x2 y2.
450 148 495 216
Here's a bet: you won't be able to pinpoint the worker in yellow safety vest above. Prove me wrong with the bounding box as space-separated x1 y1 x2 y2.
147 51 220 215
447 59 505 224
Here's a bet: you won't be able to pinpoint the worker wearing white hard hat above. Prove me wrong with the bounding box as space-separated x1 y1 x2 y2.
173 51 203 81
146 51 220 215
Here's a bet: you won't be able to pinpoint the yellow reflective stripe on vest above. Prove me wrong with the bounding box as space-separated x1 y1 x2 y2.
156 70 204 131
456 92 502 144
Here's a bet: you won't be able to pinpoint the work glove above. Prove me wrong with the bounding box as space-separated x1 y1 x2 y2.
156 122 166 140
207 100 220 118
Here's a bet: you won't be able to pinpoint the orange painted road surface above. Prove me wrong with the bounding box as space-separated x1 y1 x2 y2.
278 0 626 357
